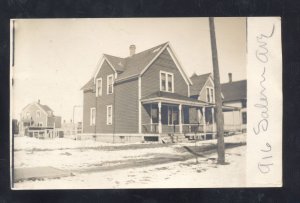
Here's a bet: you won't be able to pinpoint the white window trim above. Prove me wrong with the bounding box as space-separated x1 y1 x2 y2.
90 107 96 126
96 78 102 96
106 105 113 125
206 87 215 103
107 74 114 94
159 71 174 93
36 110 41 118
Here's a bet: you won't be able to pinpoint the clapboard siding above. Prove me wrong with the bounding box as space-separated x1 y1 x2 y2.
115 78 139 133
95 60 115 133
199 78 214 102
141 49 189 98
83 90 96 133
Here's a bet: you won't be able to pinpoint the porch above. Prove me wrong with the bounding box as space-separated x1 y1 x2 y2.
140 92 217 140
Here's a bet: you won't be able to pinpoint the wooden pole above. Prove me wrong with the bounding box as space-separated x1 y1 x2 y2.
209 17 225 164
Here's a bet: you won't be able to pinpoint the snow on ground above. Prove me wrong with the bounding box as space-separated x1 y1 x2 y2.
14 145 246 189
13 133 246 189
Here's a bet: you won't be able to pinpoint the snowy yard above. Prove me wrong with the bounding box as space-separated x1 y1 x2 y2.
13 134 246 189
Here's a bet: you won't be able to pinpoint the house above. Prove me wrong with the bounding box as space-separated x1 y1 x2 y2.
19 100 62 136
81 42 221 143
221 73 247 132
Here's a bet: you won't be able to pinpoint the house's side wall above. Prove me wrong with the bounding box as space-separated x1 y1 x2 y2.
223 101 242 126
114 78 139 133
141 49 189 98
199 78 214 102
83 90 96 133
95 61 115 133
21 104 47 127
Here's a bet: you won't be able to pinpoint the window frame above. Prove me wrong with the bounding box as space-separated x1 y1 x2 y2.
106 105 113 125
160 71 174 93
90 107 96 126
107 74 114 94
206 87 215 103
96 78 102 97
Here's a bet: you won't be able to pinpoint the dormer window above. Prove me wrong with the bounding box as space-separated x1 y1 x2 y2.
96 78 102 96
160 71 174 93
107 74 114 94
206 87 214 103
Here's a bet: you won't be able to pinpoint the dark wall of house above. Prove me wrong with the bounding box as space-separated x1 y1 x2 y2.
47 116 62 128
83 90 96 133
141 49 189 98
95 60 115 133
114 78 139 133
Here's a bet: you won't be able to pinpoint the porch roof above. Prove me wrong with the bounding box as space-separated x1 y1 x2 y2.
141 91 210 107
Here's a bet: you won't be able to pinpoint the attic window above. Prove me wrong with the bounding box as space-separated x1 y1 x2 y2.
152 47 161 53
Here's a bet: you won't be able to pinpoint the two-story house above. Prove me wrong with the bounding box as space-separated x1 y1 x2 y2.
221 73 247 132
81 42 217 142
19 100 62 135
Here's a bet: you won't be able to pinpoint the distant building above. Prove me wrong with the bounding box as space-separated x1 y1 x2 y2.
221 73 247 132
19 100 62 135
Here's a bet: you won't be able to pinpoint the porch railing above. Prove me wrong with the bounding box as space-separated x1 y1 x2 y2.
182 124 204 134
142 123 159 134
224 124 242 132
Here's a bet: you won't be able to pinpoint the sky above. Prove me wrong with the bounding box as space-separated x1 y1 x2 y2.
12 17 246 121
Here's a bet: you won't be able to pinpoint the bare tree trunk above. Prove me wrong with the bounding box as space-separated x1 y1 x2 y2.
209 17 225 164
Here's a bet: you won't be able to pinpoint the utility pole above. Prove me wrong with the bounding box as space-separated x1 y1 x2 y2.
209 17 225 164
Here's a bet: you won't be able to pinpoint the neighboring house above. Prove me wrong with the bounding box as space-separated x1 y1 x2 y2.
221 73 247 132
81 42 219 142
19 100 62 135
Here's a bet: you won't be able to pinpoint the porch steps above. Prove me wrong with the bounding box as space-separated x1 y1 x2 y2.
160 133 189 143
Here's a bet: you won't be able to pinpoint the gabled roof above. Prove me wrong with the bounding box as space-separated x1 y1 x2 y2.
221 80 247 102
83 42 193 90
81 78 94 91
189 73 212 96
38 104 53 112
22 102 54 116
113 42 169 81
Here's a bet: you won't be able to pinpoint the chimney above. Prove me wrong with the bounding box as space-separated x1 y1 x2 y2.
129 45 136 56
38 99 40 104
228 73 232 83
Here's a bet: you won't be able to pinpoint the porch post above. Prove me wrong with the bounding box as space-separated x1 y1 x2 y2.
179 104 182 133
211 107 215 136
158 102 162 134
203 107 206 134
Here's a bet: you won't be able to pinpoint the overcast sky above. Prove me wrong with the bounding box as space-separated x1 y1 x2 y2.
12 17 246 121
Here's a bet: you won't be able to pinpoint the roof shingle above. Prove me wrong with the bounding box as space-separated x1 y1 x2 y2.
189 73 212 96
221 80 247 102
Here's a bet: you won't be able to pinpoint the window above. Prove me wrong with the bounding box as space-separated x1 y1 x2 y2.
168 106 179 125
38 122 43 127
160 71 174 92
90 108 96 126
206 87 214 103
36 110 41 118
96 78 102 96
242 112 247 124
106 105 113 125
26 112 30 119
107 74 114 94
